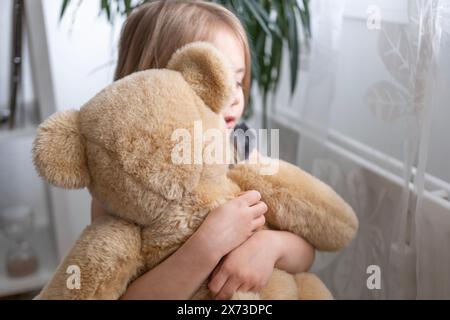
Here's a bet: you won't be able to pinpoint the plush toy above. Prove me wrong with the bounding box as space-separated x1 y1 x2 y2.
32 42 358 300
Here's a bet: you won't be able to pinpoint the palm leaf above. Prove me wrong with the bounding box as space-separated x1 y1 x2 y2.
287 0 300 95
60 0 72 19
101 0 112 21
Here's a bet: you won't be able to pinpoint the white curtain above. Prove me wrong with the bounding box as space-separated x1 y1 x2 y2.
293 0 450 299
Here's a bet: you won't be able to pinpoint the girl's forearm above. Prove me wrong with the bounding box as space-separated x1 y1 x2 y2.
120 230 222 300
271 230 315 274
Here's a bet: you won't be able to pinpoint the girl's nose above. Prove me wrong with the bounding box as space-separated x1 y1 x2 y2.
231 91 240 108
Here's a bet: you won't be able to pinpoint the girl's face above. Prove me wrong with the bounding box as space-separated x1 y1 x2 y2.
211 28 246 129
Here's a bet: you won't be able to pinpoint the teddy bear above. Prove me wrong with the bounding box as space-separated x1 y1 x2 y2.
32 41 358 300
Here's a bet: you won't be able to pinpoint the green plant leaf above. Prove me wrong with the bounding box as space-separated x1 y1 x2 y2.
101 0 112 21
271 35 283 91
242 0 271 36
301 0 312 37
123 0 132 15
287 0 300 94
60 0 71 20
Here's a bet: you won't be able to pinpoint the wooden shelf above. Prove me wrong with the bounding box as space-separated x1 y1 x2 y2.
0 224 58 298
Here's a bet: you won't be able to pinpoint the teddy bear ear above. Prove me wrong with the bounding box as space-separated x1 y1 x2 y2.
33 110 90 189
167 41 236 114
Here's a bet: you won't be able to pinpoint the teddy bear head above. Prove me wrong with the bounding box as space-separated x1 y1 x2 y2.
33 42 238 226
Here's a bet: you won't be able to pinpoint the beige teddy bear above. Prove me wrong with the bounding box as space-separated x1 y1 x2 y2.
32 42 358 300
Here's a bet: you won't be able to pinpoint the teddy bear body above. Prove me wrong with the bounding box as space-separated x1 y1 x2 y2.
33 43 357 300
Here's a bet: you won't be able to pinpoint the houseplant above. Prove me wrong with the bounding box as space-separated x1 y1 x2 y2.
60 0 311 127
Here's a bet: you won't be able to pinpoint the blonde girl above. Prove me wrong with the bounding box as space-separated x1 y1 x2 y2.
92 0 315 300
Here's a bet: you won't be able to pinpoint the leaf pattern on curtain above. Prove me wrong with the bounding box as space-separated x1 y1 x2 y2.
365 0 437 122
311 158 392 299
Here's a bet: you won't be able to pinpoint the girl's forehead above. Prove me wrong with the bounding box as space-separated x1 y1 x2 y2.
209 28 246 72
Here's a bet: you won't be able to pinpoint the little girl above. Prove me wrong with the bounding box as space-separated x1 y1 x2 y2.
91 0 315 300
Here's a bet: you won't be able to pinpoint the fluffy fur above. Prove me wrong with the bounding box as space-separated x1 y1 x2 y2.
33 42 358 300
33 110 90 189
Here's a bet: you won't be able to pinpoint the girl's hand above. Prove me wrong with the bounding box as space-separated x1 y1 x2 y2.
208 229 280 300
93 191 267 260
197 191 268 259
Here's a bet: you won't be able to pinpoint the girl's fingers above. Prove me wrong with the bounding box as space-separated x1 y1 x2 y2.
249 201 268 218
236 283 252 294
238 190 261 206
249 286 260 293
208 269 228 297
252 215 266 231
211 257 227 280
215 277 241 300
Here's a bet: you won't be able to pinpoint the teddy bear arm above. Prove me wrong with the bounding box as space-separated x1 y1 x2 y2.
228 160 358 251
35 215 143 300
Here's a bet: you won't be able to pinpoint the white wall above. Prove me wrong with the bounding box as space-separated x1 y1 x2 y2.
426 36 450 185
41 0 124 113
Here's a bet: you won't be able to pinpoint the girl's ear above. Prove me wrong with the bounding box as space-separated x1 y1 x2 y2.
167 41 235 114
33 110 90 189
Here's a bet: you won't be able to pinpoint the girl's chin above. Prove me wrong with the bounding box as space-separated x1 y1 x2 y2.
226 121 235 129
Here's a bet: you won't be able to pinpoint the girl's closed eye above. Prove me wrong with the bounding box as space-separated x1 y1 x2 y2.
211 31 246 129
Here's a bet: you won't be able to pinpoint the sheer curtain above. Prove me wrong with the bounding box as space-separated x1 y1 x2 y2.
292 0 450 299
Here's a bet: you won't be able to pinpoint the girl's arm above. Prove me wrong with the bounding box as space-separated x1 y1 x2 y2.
208 229 315 299
272 230 315 274
96 198 216 299
208 150 317 299
91 191 267 300
248 149 316 272
121 227 221 300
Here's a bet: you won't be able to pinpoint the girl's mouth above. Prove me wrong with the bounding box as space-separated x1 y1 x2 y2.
225 116 236 129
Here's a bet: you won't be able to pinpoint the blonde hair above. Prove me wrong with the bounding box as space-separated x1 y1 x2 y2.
115 0 252 104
